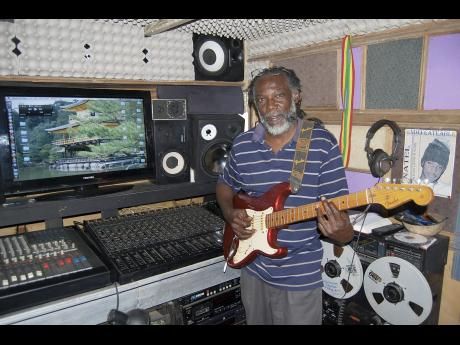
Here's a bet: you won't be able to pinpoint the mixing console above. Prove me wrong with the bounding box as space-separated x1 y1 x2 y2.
0 227 111 315
84 203 226 284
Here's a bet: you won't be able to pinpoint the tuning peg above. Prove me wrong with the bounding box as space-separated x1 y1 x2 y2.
384 177 391 183
416 178 422 184
423 178 430 185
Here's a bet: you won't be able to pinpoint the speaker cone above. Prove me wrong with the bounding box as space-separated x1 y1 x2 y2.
196 39 228 76
202 140 232 176
161 150 187 177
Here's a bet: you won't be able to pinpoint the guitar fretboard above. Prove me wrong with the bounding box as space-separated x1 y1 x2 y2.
266 189 370 228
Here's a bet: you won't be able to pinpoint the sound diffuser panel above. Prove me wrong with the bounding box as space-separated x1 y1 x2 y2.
366 38 423 109
274 51 337 107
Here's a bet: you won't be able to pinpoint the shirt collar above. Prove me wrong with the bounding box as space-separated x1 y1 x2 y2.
252 119 302 145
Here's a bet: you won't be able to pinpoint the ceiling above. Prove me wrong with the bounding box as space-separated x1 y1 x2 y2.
95 19 338 40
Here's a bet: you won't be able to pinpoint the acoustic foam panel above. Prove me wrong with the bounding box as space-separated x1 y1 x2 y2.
424 33 460 110
366 38 423 109
274 51 337 107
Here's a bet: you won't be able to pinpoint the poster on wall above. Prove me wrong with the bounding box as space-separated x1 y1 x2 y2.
403 129 457 198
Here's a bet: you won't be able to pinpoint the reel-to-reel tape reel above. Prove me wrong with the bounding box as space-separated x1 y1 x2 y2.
321 229 449 325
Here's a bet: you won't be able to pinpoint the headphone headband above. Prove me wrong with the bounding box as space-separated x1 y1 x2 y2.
365 119 401 157
364 119 402 178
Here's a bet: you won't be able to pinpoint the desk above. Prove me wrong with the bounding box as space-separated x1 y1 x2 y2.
0 256 240 325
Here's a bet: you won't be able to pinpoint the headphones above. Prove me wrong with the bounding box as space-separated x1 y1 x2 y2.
364 119 401 178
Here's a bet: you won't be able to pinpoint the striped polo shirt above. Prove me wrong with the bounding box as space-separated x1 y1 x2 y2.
218 119 349 291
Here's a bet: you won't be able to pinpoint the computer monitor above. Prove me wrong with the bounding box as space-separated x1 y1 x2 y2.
0 85 155 200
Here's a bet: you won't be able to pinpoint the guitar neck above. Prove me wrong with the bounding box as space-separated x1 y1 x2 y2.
266 189 370 228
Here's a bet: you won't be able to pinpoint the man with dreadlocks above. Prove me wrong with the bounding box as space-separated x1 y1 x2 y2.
216 66 353 324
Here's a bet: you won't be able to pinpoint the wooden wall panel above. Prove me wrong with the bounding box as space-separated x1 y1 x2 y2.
274 51 337 107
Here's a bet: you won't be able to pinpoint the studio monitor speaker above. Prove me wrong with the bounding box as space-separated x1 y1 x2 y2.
153 120 190 184
193 34 244 82
190 114 245 183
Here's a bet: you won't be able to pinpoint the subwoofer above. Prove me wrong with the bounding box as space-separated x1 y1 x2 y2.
153 120 190 184
193 34 244 82
190 114 245 183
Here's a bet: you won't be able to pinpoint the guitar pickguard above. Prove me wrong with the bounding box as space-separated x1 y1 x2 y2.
231 206 276 265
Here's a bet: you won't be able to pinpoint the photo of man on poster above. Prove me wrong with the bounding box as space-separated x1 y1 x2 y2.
403 129 456 198
420 139 451 196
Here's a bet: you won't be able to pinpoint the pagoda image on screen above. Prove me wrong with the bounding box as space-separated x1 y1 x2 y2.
42 98 145 174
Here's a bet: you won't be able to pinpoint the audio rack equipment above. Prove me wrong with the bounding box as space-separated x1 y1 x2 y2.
83 203 226 284
145 277 245 325
0 227 111 316
322 230 449 325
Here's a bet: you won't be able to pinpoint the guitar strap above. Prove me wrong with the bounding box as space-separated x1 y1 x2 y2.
289 119 314 194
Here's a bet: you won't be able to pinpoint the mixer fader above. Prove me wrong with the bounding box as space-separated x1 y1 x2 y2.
84 202 226 284
0 227 111 315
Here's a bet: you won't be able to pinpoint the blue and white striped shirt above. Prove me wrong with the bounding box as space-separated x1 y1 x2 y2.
218 119 349 291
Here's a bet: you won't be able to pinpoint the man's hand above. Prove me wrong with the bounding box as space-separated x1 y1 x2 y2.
223 208 254 240
316 197 353 245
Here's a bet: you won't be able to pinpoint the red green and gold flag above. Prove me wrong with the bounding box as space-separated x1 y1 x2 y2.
339 35 355 167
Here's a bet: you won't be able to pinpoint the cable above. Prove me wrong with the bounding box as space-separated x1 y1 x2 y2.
338 178 378 300
114 282 120 311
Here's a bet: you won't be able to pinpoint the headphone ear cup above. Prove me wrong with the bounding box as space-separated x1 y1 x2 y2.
370 149 392 178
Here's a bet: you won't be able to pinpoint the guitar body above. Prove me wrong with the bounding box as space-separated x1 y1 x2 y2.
223 182 292 268
222 181 434 269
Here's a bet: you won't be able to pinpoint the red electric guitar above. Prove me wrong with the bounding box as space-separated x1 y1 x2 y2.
222 182 434 269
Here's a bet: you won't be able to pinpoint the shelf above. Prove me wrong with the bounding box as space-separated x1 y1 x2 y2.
0 181 216 228
0 76 244 88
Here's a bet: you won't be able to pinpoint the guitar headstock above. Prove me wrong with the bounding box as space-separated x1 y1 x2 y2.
369 183 434 209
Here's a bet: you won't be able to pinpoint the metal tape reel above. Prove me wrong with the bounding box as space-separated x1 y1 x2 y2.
363 256 432 325
321 240 363 299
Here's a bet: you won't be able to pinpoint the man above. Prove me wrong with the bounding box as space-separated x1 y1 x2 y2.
216 66 353 325
420 138 451 196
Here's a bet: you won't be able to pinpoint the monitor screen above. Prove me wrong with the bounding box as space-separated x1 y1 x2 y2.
0 86 154 198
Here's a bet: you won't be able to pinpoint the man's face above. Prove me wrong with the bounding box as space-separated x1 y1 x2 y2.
421 160 445 183
253 74 298 136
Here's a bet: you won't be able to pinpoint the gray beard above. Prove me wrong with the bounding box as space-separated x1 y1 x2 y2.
259 102 297 136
